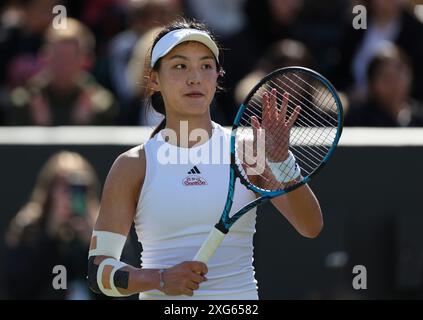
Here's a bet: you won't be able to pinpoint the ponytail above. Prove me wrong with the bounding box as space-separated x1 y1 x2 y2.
147 91 166 138
150 119 166 138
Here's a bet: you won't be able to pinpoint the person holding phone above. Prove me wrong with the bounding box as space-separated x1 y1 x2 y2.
4 151 99 299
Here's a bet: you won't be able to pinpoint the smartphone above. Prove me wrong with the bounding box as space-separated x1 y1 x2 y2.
69 181 87 217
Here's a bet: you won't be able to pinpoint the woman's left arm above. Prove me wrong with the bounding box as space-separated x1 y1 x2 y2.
270 184 323 238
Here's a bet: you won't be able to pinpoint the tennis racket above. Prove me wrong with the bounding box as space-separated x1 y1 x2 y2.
193 66 343 263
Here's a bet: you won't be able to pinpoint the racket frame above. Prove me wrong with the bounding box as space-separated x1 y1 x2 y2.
216 66 343 233
195 67 343 263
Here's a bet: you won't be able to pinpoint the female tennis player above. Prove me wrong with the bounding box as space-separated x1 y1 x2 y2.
87 19 323 300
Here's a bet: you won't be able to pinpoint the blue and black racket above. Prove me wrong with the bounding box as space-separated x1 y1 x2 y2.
194 66 343 263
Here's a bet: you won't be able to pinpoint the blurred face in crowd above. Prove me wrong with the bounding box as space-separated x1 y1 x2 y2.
132 0 181 34
25 0 56 33
371 0 403 20
47 174 93 243
49 176 73 224
46 40 85 90
370 58 411 110
269 0 303 25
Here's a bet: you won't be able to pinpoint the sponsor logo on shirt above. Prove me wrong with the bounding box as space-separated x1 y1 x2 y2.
183 166 208 186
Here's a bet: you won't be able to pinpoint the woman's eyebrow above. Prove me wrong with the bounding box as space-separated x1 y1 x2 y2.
200 56 215 61
169 54 188 60
169 54 214 61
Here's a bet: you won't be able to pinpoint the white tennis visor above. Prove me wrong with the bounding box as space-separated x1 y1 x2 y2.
151 28 220 68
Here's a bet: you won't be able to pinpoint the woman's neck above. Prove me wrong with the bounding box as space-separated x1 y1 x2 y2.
165 115 213 148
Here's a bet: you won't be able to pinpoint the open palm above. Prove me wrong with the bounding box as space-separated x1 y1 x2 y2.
251 88 301 163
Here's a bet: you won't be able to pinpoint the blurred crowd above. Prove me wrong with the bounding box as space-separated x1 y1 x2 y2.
0 0 422 127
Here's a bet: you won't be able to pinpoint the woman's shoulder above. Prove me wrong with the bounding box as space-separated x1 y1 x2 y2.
119 144 146 162
108 145 146 188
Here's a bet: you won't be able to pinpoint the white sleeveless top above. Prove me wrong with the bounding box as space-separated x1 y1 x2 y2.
135 122 258 300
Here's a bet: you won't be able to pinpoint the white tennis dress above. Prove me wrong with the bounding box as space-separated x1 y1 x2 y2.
135 122 259 300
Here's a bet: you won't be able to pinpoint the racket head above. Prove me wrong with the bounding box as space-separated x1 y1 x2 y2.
231 66 343 196
196 67 343 259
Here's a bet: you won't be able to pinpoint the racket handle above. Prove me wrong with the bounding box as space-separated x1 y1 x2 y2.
193 227 226 263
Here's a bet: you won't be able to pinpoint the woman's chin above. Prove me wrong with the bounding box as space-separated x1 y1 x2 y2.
183 104 210 115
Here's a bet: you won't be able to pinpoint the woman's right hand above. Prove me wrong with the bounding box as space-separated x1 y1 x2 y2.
159 261 208 296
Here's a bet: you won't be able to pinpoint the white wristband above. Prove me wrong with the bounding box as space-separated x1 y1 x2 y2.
267 151 301 183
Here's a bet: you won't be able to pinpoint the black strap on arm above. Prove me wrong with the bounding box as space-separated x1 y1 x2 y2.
87 256 101 294
87 256 130 294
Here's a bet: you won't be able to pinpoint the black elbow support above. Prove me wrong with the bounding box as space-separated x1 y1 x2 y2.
87 256 130 296
87 256 101 294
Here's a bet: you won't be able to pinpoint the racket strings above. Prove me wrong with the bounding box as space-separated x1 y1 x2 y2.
241 90 337 149
292 73 339 116
267 74 338 126
244 88 337 143
249 78 335 127
235 70 339 192
242 77 338 129
247 97 337 145
277 75 338 123
236 107 333 175
250 79 337 127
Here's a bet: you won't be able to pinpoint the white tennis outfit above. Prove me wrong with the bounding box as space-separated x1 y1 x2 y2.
135 122 258 300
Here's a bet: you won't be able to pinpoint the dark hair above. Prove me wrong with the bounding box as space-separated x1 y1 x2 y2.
367 44 412 84
146 18 224 138
257 39 313 72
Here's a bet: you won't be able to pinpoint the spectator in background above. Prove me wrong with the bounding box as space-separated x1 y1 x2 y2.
244 0 304 52
108 0 181 124
67 0 129 92
79 0 128 50
334 0 423 104
234 39 313 105
4 151 100 299
0 0 57 123
183 0 247 40
126 27 165 126
8 18 118 126
345 43 423 127
204 0 306 125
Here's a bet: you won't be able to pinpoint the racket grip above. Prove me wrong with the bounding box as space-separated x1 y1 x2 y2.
193 227 226 264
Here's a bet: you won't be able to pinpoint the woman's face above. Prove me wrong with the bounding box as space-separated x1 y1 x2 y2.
150 41 219 118
269 0 303 25
371 59 411 108
371 0 402 19
49 176 72 223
